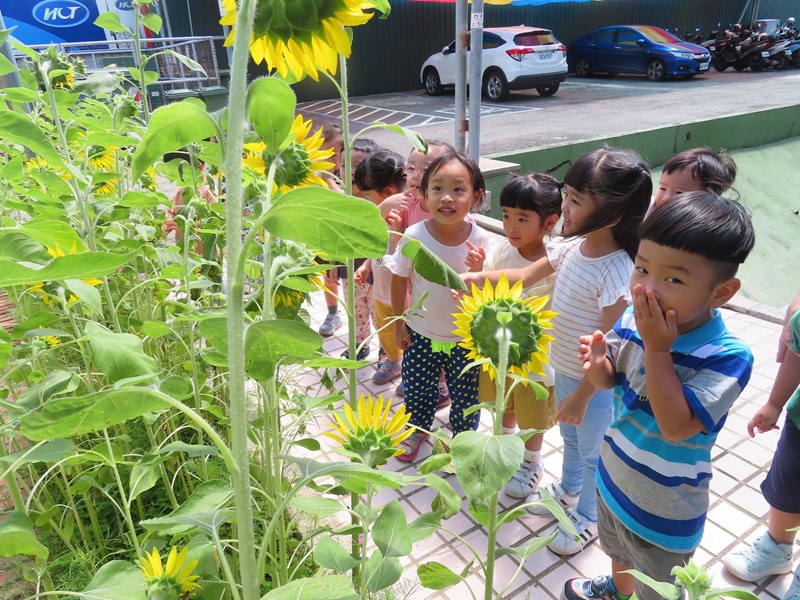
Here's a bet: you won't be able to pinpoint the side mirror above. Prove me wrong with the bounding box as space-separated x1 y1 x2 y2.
636 38 647 46
442 45 451 54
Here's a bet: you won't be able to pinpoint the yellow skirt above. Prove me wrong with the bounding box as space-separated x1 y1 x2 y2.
478 371 556 431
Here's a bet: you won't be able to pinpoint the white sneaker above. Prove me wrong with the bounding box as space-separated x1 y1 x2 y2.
723 531 793 582
526 480 579 516
504 461 543 499
785 568 800 600
547 507 598 556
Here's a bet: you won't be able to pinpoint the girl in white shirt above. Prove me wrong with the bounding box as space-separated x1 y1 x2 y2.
386 153 489 462
463 148 652 556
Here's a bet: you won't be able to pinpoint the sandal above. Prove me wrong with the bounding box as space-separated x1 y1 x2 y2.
397 431 429 463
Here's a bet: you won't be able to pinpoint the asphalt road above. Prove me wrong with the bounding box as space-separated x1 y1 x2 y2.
298 68 800 157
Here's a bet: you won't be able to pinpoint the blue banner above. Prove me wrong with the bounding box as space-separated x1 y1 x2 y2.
1 0 107 45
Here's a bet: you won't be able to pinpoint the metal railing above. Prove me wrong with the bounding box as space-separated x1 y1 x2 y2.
20 36 224 105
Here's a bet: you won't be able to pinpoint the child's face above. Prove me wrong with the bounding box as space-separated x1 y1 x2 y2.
404 147 442 201
362 183 401 206
501 207 555 256
561 185 596 236
631 240 733 334
350 149 370 197
424 159 481 225
653 168 703 208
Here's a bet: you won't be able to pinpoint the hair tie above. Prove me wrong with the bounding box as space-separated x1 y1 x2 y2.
556 180 565 191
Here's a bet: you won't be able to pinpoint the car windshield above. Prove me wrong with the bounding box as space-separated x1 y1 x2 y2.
513 31 556 46
634 26 680 43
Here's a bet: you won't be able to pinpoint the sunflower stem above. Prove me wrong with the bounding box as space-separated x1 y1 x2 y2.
223 0 259 597
485 324 510 600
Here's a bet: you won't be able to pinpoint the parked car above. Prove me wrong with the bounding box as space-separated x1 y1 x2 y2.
568 25 711 81
420 26 568 101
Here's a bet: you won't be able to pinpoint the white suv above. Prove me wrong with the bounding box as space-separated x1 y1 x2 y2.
420 26 568 102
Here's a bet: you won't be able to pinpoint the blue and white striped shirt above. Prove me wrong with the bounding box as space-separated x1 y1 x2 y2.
596 308 753 552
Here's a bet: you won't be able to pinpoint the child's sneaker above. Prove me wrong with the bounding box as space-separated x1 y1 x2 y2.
395 382 405 397
722 531 793 582
319 312 343 337
373 359 402 385
504 461 543 499
784 567 800 600
341 346 370 361
563 575 622 600
547 507 598 556
526 480 580 516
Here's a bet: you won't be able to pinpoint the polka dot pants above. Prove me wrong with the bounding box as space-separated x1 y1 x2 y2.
402 328 479 434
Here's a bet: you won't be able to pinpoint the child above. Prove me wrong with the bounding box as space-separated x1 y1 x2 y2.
566 192 755 600
464 173 562 499
385 152 490 462
380 140 456 401
722 289 800 600
652 147 736 209
463 147 652 555
350 150 407 372
318 122 345 337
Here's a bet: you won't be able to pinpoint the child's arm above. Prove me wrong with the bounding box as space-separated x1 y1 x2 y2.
778 290 800 362
355 259 372 285
464 241 486 272
633 284 705 441
391 274 411 350
462 255 554 289
749 335 800 436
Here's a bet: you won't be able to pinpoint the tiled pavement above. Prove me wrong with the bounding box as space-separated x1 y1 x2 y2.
295 286 794 600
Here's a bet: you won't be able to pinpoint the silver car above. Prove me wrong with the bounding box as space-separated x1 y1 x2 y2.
420 26 568 102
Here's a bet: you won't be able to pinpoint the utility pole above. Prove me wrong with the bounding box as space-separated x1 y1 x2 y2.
454 0 468 153
467 0 484 162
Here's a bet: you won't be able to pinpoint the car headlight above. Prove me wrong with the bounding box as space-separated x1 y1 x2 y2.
671 51 695 59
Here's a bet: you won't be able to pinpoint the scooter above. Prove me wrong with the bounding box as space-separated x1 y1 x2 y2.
765 35 793 69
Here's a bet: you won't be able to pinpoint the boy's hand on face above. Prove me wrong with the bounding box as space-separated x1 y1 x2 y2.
633 284 678 352
464 241 486 272
579 330 608 372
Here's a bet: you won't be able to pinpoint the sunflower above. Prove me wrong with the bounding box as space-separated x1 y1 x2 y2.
325 394 412 468
243 114 334 192
220 0 387 81
138 546 200 599
24 156 71 181
453 273 556 381
43 244 104 292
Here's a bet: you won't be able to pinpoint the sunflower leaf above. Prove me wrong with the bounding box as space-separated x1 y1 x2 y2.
247 77 296 151
400 238 466 290
261 575 358 600
451 431 523 504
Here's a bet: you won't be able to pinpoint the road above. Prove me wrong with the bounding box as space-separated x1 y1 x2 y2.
298 68 800 157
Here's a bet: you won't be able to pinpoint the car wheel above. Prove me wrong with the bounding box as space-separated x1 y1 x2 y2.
483 70 509 102
574 58 591 77
536 82 560 97
423 68 443 96
646 59 667 81
712 58 728 71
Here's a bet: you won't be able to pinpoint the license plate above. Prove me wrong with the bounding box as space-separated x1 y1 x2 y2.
762 51 770 57
709 45 716 51
538 53 553 60
786 49 792 55
699 62 709 70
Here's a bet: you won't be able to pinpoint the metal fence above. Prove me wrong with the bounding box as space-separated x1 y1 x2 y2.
22 36 224 106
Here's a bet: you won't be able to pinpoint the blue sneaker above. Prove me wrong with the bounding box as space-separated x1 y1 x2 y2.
563 576 621 600
341 346 370 361
318 312 343 337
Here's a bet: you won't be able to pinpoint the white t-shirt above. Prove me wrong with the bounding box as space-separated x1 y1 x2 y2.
371 256 394 305
485 240 556 386
385 220 490 342
546 237 633 379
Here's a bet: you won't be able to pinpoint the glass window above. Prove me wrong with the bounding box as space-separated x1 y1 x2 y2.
616 28 642 45
514 31 556 46
590 30 614 44
483 33 505 49
636 26 680 43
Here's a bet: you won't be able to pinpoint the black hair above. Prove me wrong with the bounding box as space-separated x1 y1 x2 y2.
500 173 562 220
563 147 652 259
421 152 484 201
352 137 379 155
662 147 737 195
640 191 754 281
353 150 405 192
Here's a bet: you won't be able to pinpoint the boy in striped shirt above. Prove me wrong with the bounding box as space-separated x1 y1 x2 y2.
564 192 756 600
